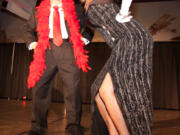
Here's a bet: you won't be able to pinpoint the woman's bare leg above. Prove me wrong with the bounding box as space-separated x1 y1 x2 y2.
95 93 119 135
99 73 130 135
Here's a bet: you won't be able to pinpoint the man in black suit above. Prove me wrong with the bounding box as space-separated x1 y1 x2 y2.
23 0 94 135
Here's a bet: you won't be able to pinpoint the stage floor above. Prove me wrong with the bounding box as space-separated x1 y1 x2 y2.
0 99 180 135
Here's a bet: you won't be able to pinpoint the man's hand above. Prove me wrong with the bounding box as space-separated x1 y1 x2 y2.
28 42 38 50
81 37 90 45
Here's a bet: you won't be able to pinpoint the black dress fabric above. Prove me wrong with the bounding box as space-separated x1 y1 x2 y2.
87 3 153 135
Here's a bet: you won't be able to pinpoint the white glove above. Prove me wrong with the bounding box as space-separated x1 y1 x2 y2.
81 37 90 45
115 13 132 23
28 42 38 50
116 0 133 23
120 0 132 15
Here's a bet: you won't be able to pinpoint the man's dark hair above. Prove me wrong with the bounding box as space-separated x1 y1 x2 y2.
36 0 42 7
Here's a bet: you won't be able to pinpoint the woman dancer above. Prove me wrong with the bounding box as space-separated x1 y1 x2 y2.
85 0 153 134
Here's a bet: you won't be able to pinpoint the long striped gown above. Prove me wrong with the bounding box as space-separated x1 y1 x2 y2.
87 3 154 135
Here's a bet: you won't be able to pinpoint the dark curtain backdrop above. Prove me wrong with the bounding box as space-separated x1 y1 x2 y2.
0 42 180 109
0 43 111 103
152 42 180 109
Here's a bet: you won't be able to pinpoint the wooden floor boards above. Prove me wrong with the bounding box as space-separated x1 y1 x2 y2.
0 99 180 135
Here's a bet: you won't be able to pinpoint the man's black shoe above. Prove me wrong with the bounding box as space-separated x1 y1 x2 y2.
65 124 85 135
27 130 41 135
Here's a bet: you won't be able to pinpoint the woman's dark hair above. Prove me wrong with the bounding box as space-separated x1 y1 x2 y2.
74 0 82 4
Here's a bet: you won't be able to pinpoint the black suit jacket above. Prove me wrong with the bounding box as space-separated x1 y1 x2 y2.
23 3 94 48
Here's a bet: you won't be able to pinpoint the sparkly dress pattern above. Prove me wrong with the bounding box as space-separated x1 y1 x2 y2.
87 3 153 135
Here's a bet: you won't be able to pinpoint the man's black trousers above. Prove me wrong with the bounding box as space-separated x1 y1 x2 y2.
30 40 82 134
